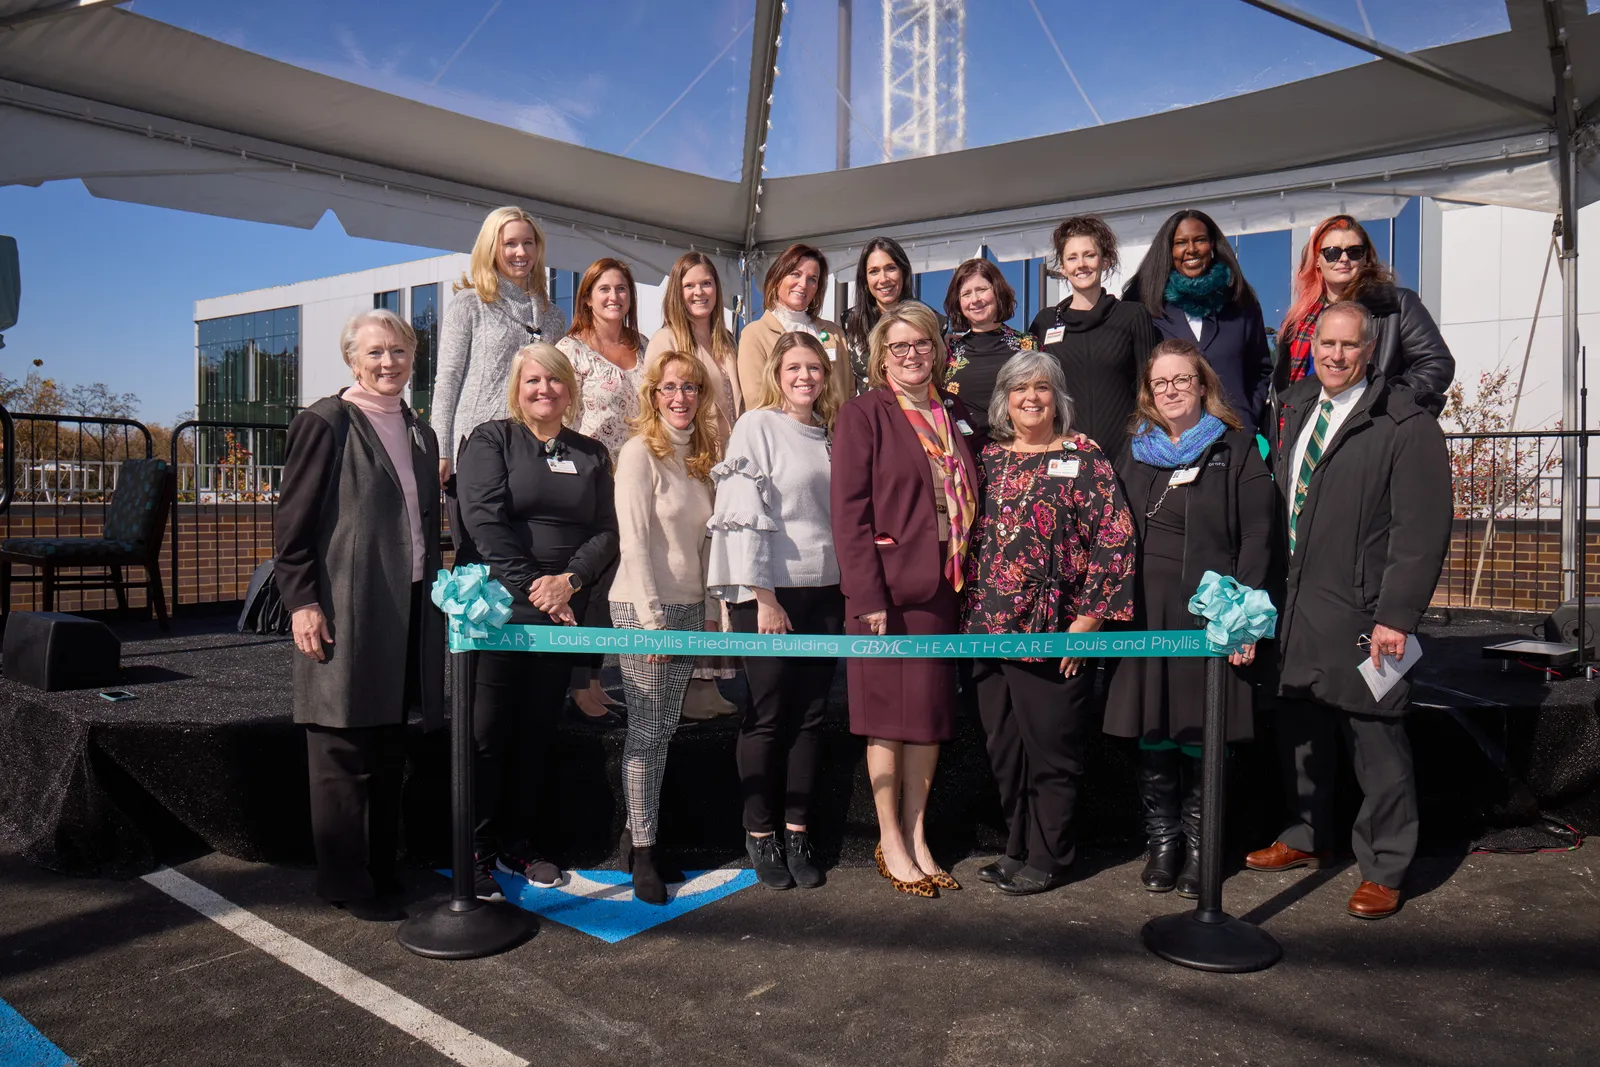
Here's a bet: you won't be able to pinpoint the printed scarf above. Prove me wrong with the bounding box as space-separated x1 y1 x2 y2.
1130 413 1227 469
1163 263 1233 320
890 381 977 591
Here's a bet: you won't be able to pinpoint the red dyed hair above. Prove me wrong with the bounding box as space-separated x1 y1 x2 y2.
1280 215 1395 336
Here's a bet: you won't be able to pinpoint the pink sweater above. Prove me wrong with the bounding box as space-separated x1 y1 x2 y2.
344 380 425 581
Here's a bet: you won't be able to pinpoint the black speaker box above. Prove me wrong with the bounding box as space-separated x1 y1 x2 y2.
2 611 121 691
1543 598 1600 652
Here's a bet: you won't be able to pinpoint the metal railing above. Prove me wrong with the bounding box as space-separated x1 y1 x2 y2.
168 419 292 614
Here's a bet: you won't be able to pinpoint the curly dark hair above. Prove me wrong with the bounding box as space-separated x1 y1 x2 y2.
1049 215 1119 279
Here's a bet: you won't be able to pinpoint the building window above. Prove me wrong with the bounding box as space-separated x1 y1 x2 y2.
194 305 300 464
374 290 401 314
410 283 440 422
549 268 578 326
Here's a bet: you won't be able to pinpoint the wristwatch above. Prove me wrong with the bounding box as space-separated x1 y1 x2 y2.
565 573 582 592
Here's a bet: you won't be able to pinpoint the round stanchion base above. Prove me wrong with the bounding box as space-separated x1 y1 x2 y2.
1141 911 1282 974
396 898 536 961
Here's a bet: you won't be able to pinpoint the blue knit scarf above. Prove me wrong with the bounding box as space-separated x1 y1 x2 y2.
1163 263 1233 319
1130 413 1226 469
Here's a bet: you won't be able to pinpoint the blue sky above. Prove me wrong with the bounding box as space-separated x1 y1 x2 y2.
0 0 1509 423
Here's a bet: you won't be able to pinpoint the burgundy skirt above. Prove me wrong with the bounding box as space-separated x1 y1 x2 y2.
844 578 959 744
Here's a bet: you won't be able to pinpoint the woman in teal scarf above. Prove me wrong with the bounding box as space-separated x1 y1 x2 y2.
1122 209 1272 439
1104 338 1278 897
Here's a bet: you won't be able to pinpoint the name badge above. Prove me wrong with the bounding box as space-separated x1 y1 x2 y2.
1168 466 1199 486
956 419 974 436
1047 457 1080 479
1044 325 1066 345
546 458 578 475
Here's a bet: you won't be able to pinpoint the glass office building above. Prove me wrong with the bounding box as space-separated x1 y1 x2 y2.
409 282 439 422
195 305 300 464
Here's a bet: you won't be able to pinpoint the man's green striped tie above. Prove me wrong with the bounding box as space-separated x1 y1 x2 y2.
1290 399 1334 554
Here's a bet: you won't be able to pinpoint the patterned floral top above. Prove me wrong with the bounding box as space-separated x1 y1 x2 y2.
961 440 1136 650
943 323 1036 432
557 334 644 465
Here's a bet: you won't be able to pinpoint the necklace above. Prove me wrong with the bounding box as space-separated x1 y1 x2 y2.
993 441 1066 547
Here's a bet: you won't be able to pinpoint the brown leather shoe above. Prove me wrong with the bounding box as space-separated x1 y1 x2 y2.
1347 881 1402 919
1244 841 1331 872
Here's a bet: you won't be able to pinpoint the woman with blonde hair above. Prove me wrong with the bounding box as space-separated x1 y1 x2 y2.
432 206 566 479
707 332 842 891
1105 337 1275 897
645 252 744 720
455 342 617 898
610 352 722 904
831 301 980 897
557 257 647 721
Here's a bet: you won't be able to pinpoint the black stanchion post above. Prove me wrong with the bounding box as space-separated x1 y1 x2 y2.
397 647 535 959
1141 655 1282 973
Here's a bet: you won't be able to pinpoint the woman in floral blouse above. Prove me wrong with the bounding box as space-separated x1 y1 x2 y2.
962 349 1135 896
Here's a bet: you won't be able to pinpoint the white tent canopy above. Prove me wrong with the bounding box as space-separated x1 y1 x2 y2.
2 0 1598 279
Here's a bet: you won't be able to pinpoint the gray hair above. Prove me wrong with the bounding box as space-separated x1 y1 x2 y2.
339 308 416 367
1316 300 1375 346
986 350 1075 442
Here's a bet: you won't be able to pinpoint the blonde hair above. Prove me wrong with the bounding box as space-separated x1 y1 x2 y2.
866 302 949 391
662 252 736 363
505 342 579 432
1130 338 1243 435
339 308 415 367
456 206 549 306
632 351 720 481
754 332 839 429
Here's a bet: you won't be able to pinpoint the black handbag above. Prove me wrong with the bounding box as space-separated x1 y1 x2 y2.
238 557 292 635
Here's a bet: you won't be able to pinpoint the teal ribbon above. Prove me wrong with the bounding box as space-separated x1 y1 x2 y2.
446 625 1223 658
1186 570 1277 654
430 564 514 641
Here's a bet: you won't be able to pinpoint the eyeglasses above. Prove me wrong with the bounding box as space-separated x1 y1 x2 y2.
1319 244 1367 264
657 383 701 397
886 339 936 358
1150 374 1199 394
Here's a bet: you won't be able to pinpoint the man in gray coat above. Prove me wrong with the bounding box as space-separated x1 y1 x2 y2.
1247 300 1451 920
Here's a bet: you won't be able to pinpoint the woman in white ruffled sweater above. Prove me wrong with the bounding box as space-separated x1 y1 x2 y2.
707 332 842 892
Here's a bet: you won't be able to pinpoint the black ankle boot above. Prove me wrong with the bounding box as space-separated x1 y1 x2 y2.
622 828 684 885
783 829 825 889
1177 766 1203 899
1137 747 1184 892
630 845 668 905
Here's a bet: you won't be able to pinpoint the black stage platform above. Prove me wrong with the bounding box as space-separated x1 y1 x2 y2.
1 612 1593 879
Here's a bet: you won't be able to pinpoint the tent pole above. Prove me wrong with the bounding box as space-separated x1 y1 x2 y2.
1544 0 1580 601
1237 0 1549 121
837 0 852 171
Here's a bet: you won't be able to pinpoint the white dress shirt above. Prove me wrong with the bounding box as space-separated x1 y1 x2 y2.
1289 380 1368 513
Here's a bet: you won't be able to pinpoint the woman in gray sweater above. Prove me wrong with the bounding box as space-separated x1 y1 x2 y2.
431 206 568 477
707 332 843 892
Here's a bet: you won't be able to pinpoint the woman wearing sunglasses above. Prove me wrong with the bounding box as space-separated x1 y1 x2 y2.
1274 215 1454 417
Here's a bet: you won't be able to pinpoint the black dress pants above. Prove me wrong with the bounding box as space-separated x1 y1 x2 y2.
303 581 423 903
1275 698 1418 888
306 723 405 901
729 585 844 832
472 649 573 856
974 657 1092 875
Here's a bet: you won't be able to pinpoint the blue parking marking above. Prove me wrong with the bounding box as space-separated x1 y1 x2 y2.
443 868 758 944
0 998 74 1067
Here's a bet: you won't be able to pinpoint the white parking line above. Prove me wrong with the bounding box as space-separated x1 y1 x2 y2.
141 867 528 1067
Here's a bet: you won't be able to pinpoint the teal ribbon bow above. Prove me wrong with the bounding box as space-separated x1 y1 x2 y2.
431 564 514 641
1187 570 1277 655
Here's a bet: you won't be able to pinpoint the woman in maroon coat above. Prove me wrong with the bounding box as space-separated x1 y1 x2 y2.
831 302 979 898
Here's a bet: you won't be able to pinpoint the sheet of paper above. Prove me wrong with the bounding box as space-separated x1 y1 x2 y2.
1357 634 1423 700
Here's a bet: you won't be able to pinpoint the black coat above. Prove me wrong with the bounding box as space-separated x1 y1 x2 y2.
1272 372 1452 715
1272 284 1455 416
1104 429 1279 741
1124 281 1273 438
454 420 618 627
276 393 445 731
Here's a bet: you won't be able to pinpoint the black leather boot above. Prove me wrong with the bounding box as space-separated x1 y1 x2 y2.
629 845 668 906
1138 746 1184 892
1177 763 1203 899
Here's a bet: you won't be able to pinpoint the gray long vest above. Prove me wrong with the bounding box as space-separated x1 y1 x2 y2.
280 393 444 730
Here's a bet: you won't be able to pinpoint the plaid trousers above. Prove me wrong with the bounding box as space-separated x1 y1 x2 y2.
609 600 704 847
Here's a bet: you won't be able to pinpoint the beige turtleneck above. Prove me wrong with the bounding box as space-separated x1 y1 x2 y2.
610 422 715 629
